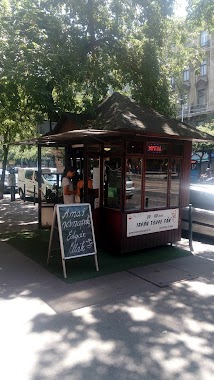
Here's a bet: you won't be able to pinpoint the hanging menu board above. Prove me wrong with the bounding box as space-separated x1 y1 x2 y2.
47 204 99 278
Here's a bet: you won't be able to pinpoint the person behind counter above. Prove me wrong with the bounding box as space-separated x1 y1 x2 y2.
75 174 93 204
61 167 76 204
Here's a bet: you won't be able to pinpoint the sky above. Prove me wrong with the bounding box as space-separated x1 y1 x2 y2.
173 0 188 18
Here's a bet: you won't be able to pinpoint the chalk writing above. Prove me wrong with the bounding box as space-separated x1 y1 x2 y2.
48 204 99 279
69 241 85 254
57 204 96 259
67 230 86 242
62 215 91 229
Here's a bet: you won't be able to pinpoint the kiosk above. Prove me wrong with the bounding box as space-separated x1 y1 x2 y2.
33 93 212 253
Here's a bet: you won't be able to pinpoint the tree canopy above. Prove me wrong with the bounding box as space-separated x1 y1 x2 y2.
187 0 214 30
0 0 176 118
0 0 182 197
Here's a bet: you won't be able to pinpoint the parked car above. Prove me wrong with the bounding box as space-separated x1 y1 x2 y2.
190 182 214 211
0 169 17 193
126 175 135 198
17 167 62 200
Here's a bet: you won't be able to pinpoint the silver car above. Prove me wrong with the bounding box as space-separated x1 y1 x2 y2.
126 175 135 198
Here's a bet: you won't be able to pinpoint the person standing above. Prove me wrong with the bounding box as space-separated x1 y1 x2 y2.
75 174 95 209
61 167 76 204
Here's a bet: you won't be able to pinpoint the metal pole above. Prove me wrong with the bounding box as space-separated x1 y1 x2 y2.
38 145 42 227
33 185 36 205
83 140 87 203
181 100 184 123
10 186 14 202
188 203 194 251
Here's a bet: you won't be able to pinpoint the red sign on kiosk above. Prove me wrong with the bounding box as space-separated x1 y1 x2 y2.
147 143 168 154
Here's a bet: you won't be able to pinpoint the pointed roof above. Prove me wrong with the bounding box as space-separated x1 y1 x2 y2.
12 92 213 146
85 92 211 140
46 92 212 142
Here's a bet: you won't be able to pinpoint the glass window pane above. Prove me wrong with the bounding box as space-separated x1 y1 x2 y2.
170 159 181 207
104 143 122 154
127 142 144 154
201 31 208 46
125 157 142 210
104 157 121 209
183 69 189 81
145 159 168 209
89 158 100 209
87 144 101 153
25 170 33 180
200 60 207 76
172 144 183 156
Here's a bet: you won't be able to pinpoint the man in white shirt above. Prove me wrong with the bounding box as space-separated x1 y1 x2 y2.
61 167 76 204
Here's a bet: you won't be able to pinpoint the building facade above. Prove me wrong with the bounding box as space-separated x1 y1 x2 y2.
178 31 214 128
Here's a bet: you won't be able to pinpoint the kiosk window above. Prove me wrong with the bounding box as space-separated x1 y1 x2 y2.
145 159 168 209
172 144 183 156
127 142 144 154
89 158 100 209
104 143 122 154
88 144 101 153
125 157 142 211
104 158 121 209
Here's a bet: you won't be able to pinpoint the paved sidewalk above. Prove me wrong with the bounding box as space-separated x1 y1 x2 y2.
1 236 214 380
0 196 214 379
0 194 38 233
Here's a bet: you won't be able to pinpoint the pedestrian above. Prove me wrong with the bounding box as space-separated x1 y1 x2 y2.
61 167 76 204
75 174 94 208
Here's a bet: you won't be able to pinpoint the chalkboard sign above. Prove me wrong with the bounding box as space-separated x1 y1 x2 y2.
47 204 99 278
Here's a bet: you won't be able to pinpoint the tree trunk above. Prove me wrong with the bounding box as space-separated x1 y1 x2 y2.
0 144 9 199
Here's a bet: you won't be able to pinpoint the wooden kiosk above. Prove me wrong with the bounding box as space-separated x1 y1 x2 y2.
36 93 211 254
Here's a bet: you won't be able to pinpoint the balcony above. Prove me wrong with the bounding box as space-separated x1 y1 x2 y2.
178 103 208 118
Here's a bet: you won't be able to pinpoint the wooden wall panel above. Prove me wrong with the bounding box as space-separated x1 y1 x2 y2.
122 228 181 254
101 209 122 251
121 213 182 254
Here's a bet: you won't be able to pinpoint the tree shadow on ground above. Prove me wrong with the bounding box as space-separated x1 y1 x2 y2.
0 197 38 233
1 272 214 380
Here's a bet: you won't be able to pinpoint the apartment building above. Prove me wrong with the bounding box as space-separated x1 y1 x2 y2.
178 31 214 128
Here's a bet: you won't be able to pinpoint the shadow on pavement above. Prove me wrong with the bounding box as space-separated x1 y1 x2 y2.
0 194 38 233
1 272 214 380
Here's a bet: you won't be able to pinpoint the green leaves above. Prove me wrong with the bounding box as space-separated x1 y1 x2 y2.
187 0 214 31
0 0 177 126
193 120 214 154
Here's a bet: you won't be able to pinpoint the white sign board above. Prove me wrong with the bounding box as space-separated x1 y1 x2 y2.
127 209 179 237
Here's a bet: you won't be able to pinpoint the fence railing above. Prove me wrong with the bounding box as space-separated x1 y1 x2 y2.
179 103 209 118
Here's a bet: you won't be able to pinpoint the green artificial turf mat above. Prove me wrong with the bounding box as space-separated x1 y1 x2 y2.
0 230 192 283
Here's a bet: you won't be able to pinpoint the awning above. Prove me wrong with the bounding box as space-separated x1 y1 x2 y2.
10 127 214 147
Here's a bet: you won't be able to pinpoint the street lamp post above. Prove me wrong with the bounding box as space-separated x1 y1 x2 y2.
180 99 184 123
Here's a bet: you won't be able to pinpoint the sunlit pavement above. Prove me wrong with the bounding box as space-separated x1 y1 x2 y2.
0 197 214 379
0 194 38 233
